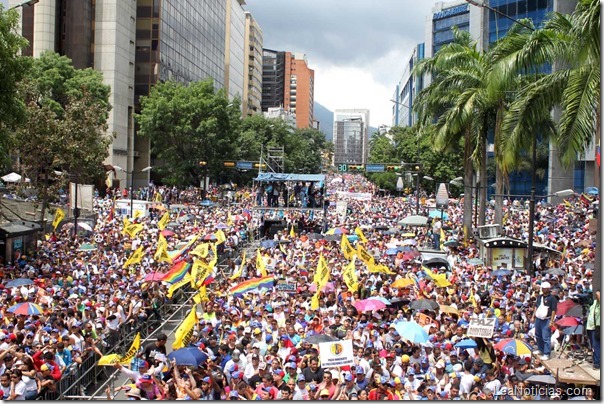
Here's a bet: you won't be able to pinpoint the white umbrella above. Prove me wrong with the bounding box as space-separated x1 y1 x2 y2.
77 222 93 231
399 215 428 226
2 172 29 183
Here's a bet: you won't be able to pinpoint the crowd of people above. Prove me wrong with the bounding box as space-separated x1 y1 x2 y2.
0 173 599 400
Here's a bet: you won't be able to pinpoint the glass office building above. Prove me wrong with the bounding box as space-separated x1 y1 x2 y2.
432 3 470 55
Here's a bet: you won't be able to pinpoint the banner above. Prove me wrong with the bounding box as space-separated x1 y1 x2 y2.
276 280 297 294
158 212 170 231
342 257 359 292
340 234 356 260
52 208 65 231
335 191 372 201
319 340 355 368
172 308 199 350
335 201 348 222
98 333 140 366
466 318 496 338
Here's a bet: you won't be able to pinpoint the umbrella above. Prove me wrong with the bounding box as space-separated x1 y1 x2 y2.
563 325 584 335
308 282 335 293
392 278 415 288
468 258 484 266
386 248 399 255
305 334 339 344
439 305 459 315
215 223 229 229
555 317 581 327
423 257 449 268
5 278 34 288
161 230 175 237
394 321 429 344
401 239 417 246
144 272 165 282
232 214 246 222
1 172 29 183
401 232 416 238
492 269 511 277
200 200 215 206
410 299 439 311
307 233 323 240
203 234 218 241
354 298 386 312
367 296 391 305
454 339 477 349
168 348 208 367
443 240 459 248
556 300 580 316
77 242 97 252
347 235 359 242
399 215 428 226
565 305 583 318
585 186 598 196
546 267 565 276
166 221 179 228
325 234 342 241
526 375 556 385
429 210 449 219
493 339 532 356
177 214 195 223
260 240 277 249
77 222 93 231
7 302 43 316
326 227 348 235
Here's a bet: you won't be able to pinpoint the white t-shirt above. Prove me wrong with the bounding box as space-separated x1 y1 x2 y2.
12 380 27 400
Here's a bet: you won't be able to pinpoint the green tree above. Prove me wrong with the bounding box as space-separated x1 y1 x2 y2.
366 133 397 191
0 5 30 169
136 79 241 186
13 51 113 223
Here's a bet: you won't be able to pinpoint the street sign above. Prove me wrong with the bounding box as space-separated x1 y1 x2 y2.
236 161 253 170
338 164 348 172
366 164 385 173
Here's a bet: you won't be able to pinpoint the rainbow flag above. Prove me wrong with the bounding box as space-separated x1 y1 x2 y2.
161 261 192 284
229 275 275 296
168 235 199 263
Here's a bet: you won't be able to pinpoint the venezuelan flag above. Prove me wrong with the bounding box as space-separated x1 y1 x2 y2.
161 261 192 284
229 276 275 296
168 235 199 263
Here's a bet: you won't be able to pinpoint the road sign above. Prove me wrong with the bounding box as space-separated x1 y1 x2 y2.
236 161 253 170
338 164 348 172
366 164 385 173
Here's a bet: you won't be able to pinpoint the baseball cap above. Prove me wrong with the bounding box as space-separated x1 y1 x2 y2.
273 369 285 376
258 363 267 370
344 373 355 382
40 364 50 371
244 327 252 333
541 282 551 289
297 374 306 382
202 377 211 384
319 389 330 397
355 367 365 374
229 391 239 398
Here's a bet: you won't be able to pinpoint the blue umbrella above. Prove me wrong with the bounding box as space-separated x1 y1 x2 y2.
5 278 34 288
215 223 229 229
200 200 215 207
347 235 359 242
585 187 598 196
261 240 276 249
429 210 449 219
468 258 484 266
492 269 511 277
386 248 398 255
367 296 391 305
394 321 429 344
167 347 208 367
454 339 477 349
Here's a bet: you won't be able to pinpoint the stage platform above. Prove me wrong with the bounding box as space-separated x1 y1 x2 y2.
537 355 600 386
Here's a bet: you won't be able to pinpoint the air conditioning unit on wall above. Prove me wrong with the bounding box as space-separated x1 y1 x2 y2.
477 225 501 240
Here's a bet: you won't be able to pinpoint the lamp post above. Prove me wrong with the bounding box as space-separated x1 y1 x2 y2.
113 166 152 218
8 0 39 10
494 189 574 276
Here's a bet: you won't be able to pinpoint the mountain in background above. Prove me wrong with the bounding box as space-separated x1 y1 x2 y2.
313 101 378 142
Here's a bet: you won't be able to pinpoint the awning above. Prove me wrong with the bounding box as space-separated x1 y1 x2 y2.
254 173 325 183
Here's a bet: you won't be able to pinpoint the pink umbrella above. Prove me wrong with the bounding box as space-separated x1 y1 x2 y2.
233 215 246 222
354 298 386 313
308 282 335 293
161 230 175 237
144 272 165 282
555 317 581 327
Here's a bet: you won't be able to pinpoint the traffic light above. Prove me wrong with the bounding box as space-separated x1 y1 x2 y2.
253 162 267 169
349 165 364 172
386 165 400 172
223 161 236 168
198 161 207 167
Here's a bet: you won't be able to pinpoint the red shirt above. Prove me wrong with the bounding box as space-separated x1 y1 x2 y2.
368 388 395 400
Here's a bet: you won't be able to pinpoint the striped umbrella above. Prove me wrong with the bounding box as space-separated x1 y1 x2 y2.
493 339 532 356
8 302 44 316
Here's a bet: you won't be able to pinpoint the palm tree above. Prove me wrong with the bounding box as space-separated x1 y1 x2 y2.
496 0 600 287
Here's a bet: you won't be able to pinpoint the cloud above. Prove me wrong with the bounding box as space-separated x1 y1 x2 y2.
244 0 439 127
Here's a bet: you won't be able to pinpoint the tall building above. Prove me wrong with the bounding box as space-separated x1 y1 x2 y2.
392 43 424 127
333 109 370 166
264 107 296 129
10 0 250 188
242 11 263 117
261 50 315 129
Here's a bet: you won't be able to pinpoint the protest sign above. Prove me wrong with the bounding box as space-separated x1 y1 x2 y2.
276 280 297 293
318 339 354 368
466 318 496 338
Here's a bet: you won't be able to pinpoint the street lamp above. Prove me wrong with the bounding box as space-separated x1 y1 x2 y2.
113 165 152 218
463 0 535 32
9 0 39 10
449 177 493 228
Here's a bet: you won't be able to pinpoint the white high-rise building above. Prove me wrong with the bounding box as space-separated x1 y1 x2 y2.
333 109 370 166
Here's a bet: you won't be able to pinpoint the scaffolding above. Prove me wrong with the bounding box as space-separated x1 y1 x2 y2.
259 146 285 174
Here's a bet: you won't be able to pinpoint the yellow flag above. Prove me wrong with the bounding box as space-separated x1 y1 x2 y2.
423 265 451 287
313 254 330 289
154 234 172 264
124 223 143 238
356 244 375 267
227 212 234 227
290 226 295 238
191 243 209 258
167 274 191 298
440 228 446 250
230 251 246 280
97 353 121 366
355 227 368 243
158 212 170 231
215 229 227 245
193 286 208 305
256 249 267 277
279 243 287 256
52 208 65 231
311 289 321 310
119 332 141 365
191 258 213 289
154 192 163 202
209 243 218 267
172 308 199 350
122 217 131 235
371 263 396 275
342 257 359 292
123 246 144 268
133 210 143 220
340 234 356 260
469 289 478 308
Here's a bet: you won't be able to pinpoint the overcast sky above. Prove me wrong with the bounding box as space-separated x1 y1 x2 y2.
244 0 441 127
